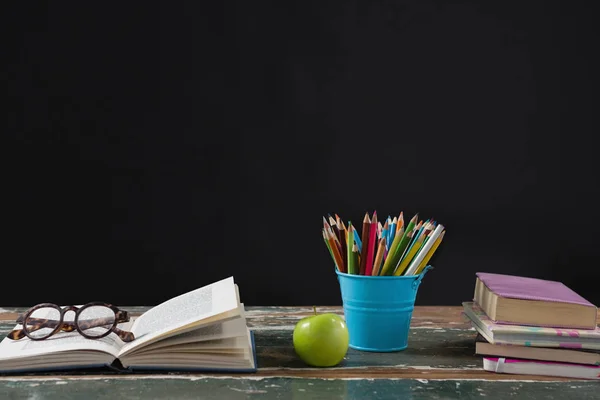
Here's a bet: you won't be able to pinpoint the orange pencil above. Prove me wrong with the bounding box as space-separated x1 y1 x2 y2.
329 216 342 245
325 227 345 273
324 217 344 265
396 212 404 234
371 237 386 275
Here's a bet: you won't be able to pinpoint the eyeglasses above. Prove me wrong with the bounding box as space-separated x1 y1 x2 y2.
6 302 135 342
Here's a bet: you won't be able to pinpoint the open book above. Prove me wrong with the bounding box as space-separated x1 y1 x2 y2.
0 277 256 374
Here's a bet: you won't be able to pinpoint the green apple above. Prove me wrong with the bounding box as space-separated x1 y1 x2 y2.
293 306 349 367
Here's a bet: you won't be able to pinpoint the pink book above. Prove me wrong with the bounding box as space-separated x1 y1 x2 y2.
474 272 597 329
463 302 600 350
483 357 600 380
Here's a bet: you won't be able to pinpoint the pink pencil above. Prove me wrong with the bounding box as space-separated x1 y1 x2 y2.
365 211 378 275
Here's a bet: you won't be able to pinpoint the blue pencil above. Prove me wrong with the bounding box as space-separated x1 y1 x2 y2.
381 225 389 246
387 217 396 249
353 227 363 253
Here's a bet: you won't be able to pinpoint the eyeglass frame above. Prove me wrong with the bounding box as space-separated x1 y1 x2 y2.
7 302 135 342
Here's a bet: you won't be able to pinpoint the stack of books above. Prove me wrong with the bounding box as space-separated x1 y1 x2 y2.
463 272 600 380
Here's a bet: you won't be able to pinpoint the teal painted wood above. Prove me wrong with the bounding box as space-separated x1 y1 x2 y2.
0 377 597 400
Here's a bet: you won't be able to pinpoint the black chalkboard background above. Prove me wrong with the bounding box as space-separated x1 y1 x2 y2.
4 1 598 307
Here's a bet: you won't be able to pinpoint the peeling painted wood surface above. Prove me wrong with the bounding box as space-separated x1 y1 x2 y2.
0 377 598 400
1 306 597 399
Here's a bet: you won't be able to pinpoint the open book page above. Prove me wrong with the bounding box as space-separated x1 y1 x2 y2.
123 313 248 356
0 328 123 362
0 351 115 370
151 337 249 354
120 329 255 370
118 276 240 357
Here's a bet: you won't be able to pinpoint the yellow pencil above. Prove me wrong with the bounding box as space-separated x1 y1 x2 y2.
414 230 445 274
393 232 425 276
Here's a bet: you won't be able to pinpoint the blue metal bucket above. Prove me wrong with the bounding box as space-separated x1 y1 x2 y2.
336 266 432 352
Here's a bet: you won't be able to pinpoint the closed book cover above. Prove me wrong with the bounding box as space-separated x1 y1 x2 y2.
483 357 600 380
474 272 598 329
463 302 600 350
475 334 600 366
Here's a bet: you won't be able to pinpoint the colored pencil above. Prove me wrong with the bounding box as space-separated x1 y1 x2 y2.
325 227 346 273
365 211 378 276
346 224 357 274
416 221 435 254
380 219 389 244
405 224 445 275
398 219 423 265
388 216 397 249
329 216 342 249
378 226 404 276
359 213 371 275
396 212 404 233
393 230 425 276
336 217 348 266
322 230 337 270
353 228 362 252
329 216 344 256
371 237 386 276
321 212 445 277
414 230 445 275
322 216 331 231
382 214 418 275
351 242 360 275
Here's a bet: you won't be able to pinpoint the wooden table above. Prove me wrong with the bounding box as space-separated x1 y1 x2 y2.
0 306 597 399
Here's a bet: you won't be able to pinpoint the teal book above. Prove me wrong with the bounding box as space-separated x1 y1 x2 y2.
0 277 257 374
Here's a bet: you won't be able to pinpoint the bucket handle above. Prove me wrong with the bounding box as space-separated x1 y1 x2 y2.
412 265 433 289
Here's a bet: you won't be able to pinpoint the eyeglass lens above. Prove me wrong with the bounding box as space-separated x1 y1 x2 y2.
78 305 116 337
24 306 61 339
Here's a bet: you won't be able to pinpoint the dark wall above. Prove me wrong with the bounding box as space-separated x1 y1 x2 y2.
4 1 598 307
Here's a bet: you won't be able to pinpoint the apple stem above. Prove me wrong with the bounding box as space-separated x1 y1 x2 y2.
313 306 317 315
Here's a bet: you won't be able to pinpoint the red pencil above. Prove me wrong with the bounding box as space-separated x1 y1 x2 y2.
364 211 378 276
359 212 371 275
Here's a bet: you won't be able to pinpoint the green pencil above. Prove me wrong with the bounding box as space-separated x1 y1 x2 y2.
323 229 336 268
380 214 418 275
351 242 360 274
397 219 425 266
346 223 357 274
379 226 404 275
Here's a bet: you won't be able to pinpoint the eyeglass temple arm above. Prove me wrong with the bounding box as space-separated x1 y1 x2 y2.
16 310 129 327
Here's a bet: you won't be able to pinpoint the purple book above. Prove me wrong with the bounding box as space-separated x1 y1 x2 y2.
474 272 598 330
477 272 594 305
